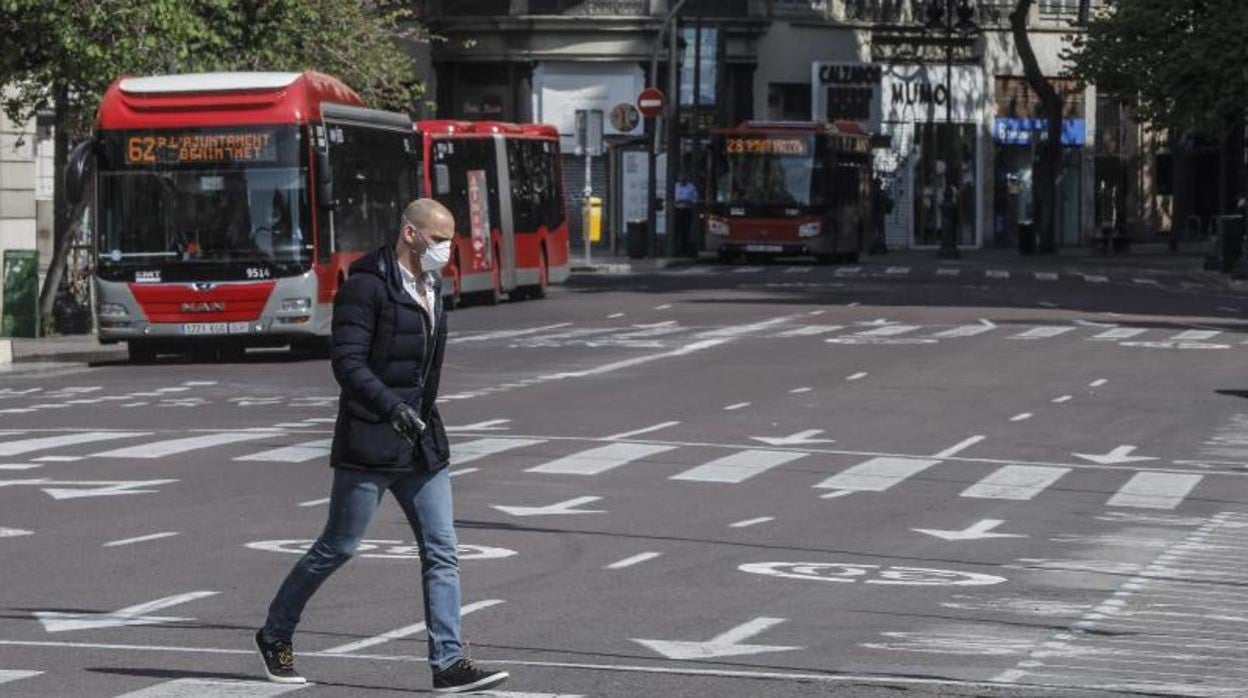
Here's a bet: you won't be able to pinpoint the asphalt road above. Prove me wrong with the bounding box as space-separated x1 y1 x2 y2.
2 257 1247 697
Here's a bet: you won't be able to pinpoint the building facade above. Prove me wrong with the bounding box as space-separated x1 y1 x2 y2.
0 90 54 336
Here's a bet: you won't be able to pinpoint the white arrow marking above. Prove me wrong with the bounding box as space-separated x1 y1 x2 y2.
1071 445 1157 465
0 526 33 538
34 591 218 632
0 671 42 686
0 478 179 500
750 429 834 446
634 617 801 660
913 519 1027 541
445 419 512 432
492 496 604 517
321 599 504 654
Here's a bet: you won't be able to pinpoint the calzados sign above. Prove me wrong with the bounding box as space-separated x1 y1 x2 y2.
125 131 277 165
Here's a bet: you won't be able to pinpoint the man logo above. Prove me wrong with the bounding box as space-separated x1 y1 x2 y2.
181 302 225 313
192 282 215 292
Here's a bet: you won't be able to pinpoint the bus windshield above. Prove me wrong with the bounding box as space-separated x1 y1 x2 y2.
96 126 312 280
713 134 820 208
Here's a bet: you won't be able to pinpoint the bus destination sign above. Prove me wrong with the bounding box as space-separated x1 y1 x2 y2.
125 131 277 165
725 137 808 156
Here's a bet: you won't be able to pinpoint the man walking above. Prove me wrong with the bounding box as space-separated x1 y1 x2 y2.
255 199 509 694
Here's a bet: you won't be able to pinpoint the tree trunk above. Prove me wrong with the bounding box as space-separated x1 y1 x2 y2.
38 86 73 335
1011 0 1064 254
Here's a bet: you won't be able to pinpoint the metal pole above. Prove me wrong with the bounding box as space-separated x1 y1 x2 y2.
690 4 703 259
584 151 593 266
666 14 681 257
647 0 689 258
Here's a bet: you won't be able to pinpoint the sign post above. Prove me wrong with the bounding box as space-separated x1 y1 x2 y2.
575 109 604 266
639 88 666 259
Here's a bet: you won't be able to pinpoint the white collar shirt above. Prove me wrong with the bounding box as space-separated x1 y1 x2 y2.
398 261 437 332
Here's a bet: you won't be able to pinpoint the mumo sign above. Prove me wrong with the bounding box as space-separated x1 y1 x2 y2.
812 61 984 125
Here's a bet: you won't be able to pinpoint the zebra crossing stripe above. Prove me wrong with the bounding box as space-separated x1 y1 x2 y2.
1170 330 1220 341
855 324 920 337
960 465 1071 500
92 433 278 459
452 438 546 466
0 432 151 457
813 457 940 492
936 268 960 276
527 443 676 476
1035 272 1059 281
986 270 1009 279
1082 274 1109 283
448 323 573 344
884 266 910 275
835 266 862 275
778 325 843 337
784 266 813 274
234 439 333 463
929 324 995 338
0 670 41 686
112 678 306 697
1092 327 1147 340
733 266 764 274
1011 326 1076 340
670 450 808 484
1107 472 1203 510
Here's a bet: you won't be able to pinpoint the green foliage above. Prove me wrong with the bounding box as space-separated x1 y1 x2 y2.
0 0 424 138
1066 0 1248 135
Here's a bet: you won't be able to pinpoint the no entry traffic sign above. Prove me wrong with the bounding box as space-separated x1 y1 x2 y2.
637 87 665 118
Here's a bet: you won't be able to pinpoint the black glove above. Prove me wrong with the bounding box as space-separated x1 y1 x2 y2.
390 403 426 447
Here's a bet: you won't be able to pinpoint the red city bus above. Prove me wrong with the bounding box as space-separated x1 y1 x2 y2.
72 71 422 362
417 120 569 306
706 121 873 264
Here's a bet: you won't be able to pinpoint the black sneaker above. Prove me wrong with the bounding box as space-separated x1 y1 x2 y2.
254 629 307 684
432 658 509 693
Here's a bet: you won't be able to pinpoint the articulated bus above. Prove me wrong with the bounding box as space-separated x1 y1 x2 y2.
417 120 570 307
69 72 566 362
705 121 872 264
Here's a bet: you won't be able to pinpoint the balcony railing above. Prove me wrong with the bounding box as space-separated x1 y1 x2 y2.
842 0 1098 26
527 0 651 15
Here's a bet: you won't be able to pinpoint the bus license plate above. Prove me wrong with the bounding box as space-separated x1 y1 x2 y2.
182 322 250 336
745 244 783 253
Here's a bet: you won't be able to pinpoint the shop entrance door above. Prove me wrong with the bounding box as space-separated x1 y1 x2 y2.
913 123 977 247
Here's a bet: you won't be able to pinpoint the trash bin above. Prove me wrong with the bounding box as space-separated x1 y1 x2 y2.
626 220 648 259
1219 215 1244 273
1017 222 1036 256
581 196 603 244
1 250 38 338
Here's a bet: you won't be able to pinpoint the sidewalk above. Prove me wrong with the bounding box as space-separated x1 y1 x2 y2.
0 333 124 371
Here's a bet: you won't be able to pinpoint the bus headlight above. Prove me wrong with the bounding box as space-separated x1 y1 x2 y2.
708 218 730 237
798 221 822 238
98 303 129 318
281 298 312 312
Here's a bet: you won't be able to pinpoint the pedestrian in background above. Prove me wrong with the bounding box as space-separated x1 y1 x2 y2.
254 198 509 694
674 173 699 257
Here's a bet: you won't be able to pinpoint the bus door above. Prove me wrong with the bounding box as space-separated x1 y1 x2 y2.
491 134 517 291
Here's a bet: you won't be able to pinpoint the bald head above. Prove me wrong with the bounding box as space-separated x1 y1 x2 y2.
397 198 455 274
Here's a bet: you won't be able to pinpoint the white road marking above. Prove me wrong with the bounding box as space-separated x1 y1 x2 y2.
527 443 676 476
451 438 545 466
733 266 763 274
1170 329 1220 341
671 450 807 484
936 268 960 276
777 325 843 337
1090 379 1108 387
605 421 681 440
94 432 276 459
655 303 673 309
1010 413 1033 422
1092 327 1146 340
1052 395 1073 403
809 309 827 315
0 463 40 470
1082 274 1109 283
0 670 41 686
0 527 33 538
986 270 1009 279
724 402 751 410
606 552 663 570
297 498 330 508
1011 326 1076 340
492 496 605 517
182 381 217 386
884 266 910 275
783 266 812 274
913 519 1026 541
855 324 920 337
113 678 306 696
931 435 985 459
961 466 1071 500
234 439 332 463
1037 301 1058 308
449 323 573 344
320 599 505 654
449 468 479 478
834 266 861 274
34 590 219 633
445 419 511 432
1035 272 1059 281
0 432 150 457
846 372 868 381
1107 473 1203 509
820 490 854 499
729 517 775 528
634 617 800 660
789 387 812 393
271 423 312 429
929 323 995 338
813 457 940 492
32 455 83 462
104 532 180 548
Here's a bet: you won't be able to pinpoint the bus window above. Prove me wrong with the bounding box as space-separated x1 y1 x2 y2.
433 137 500 238
327 122 415 253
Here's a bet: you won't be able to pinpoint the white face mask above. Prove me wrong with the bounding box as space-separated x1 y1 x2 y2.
421 240 451 272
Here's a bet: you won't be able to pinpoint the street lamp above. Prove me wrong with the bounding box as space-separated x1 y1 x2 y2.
924 0 978 259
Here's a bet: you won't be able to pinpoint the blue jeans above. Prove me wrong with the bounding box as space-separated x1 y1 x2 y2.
263 466 463 670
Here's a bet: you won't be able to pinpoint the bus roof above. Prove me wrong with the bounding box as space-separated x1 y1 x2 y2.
714 120 869 136
416 120 560 140
98 71 365 130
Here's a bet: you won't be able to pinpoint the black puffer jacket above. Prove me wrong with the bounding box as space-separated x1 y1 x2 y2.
329 246 450 472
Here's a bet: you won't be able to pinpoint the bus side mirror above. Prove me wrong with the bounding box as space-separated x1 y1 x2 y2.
315 150 335 209
64 141 93 205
